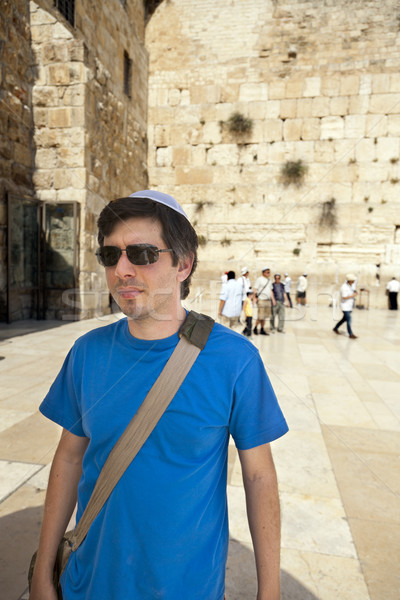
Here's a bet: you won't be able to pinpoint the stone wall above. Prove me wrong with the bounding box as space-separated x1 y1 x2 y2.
146 0 400 308
29 0 148 318
0 0 35 320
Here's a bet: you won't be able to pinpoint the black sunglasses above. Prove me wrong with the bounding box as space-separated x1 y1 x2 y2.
95 244 173 267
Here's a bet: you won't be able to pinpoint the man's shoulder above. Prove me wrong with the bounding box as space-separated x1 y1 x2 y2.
208 321 258 355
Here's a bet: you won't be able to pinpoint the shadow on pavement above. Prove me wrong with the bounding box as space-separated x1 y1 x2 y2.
0 319 70 342
227 537 320 600
1 508 320 600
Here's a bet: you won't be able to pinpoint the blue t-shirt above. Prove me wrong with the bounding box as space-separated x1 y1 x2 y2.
40 318 288 600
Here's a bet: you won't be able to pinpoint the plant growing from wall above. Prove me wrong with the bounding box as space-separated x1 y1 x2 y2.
281 159 308 186
293 247 301 256
221 237 232 247
197 234 207 247
226 112 253 136
318 197 338 229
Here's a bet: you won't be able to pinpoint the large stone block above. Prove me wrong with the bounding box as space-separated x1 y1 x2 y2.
376 137 400 161
365 114 388 138
311 97 330 117
355 138 376 162
302 119 321 141
387 114 400 136
320 116 344 139
32 86 59 107
239 83 268 102
48 64 70 85
340 75 360 96
263 119 283 142
349 95 369 114
48 107 71 128
285 79 304 99
175 167 213 185
303 77 321 98
296 98 313 118
359 74 372 95
372 73 391 94
283 119 302 141
330 96 349 116
154 124 170 146
206 144 238 166
268 80 286 100
344 115 366 139
321 75 340 97
202 122 222 145
35 147 57 169
314 141 335 163
280 99 297 119
369 93 400 114
172 146 191 166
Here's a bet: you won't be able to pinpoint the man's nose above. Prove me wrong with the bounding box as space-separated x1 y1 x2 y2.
114 251 137 278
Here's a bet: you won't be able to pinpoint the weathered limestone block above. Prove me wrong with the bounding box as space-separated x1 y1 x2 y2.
369 93 400 114
32 86 59 106
349 95 369 115
283 119 302 141
48 64 70 85
358 163 389 182
238 144 259 165
172 146 191 166
192 145 207 166
296 98 313 118
344 115 366 139
202 122 222 145
207 144 239 166
33 169 53 188
359 74 372 95
376 137 400 161
330 96 349 116
268 80 285 100
372 73 391 94
168 88 181 107
190 84 220 104
303 77 321 98
57 187 86 202
239 83 268 102
340 75 360 96
175 167 213 185
263 119 283 142
154 124 170 147
35 147 57 169
311 97 330 117
280 99 297 119
70 107 84 127
59 147 85 168
321 75 341 97
48 107 71 128
314 140 335 163
387 114 400 136
302 118 320 141
256 143 268 165
285 79 304 99
365 114 388 138
355 138 376 162
320 116 344 139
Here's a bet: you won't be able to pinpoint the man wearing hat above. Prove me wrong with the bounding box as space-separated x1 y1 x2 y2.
333 274 358 339
30 190 288 600
296 273 308 305
254 267 275 335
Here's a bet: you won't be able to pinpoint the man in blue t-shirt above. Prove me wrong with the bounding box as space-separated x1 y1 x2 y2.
30 191 288 600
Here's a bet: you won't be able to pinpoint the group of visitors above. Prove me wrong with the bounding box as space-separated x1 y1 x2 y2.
218 267 308 337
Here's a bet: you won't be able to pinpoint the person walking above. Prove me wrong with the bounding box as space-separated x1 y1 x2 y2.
271 274 288 333
254 267 275 335
333 273 358 339
218 270 242 328
29 190 288 600
386 276 400 310
296 273 308 305
284 273 293 308
239 267 252 304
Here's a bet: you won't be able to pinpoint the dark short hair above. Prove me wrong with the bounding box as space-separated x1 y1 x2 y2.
97 197 198 299
227 271 235 280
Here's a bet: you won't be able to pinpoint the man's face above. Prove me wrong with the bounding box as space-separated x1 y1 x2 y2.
263 270 270 278
103 216 191 322
274 275 281 283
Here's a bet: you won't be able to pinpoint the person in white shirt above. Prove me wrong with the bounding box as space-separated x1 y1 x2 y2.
284 273 292 308
239 267 252 303
386 277 400 310
333 274 358 339
296 273 308 305
218 270 242 327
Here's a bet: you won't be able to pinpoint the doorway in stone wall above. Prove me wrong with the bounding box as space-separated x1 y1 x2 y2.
7 195 79 322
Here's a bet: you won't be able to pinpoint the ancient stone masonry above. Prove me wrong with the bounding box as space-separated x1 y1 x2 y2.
1 0 149 321
146 0 400 307
0 0 35 320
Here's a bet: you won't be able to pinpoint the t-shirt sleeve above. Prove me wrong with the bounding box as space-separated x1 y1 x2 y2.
229 352 288 450
39 345 86 437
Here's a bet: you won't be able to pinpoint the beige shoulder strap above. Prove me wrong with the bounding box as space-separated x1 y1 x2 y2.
71 311 214 551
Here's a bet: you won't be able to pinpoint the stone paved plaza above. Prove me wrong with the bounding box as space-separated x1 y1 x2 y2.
0 304 399 599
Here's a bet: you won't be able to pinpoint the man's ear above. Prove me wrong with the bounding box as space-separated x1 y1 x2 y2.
177 254 194 282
